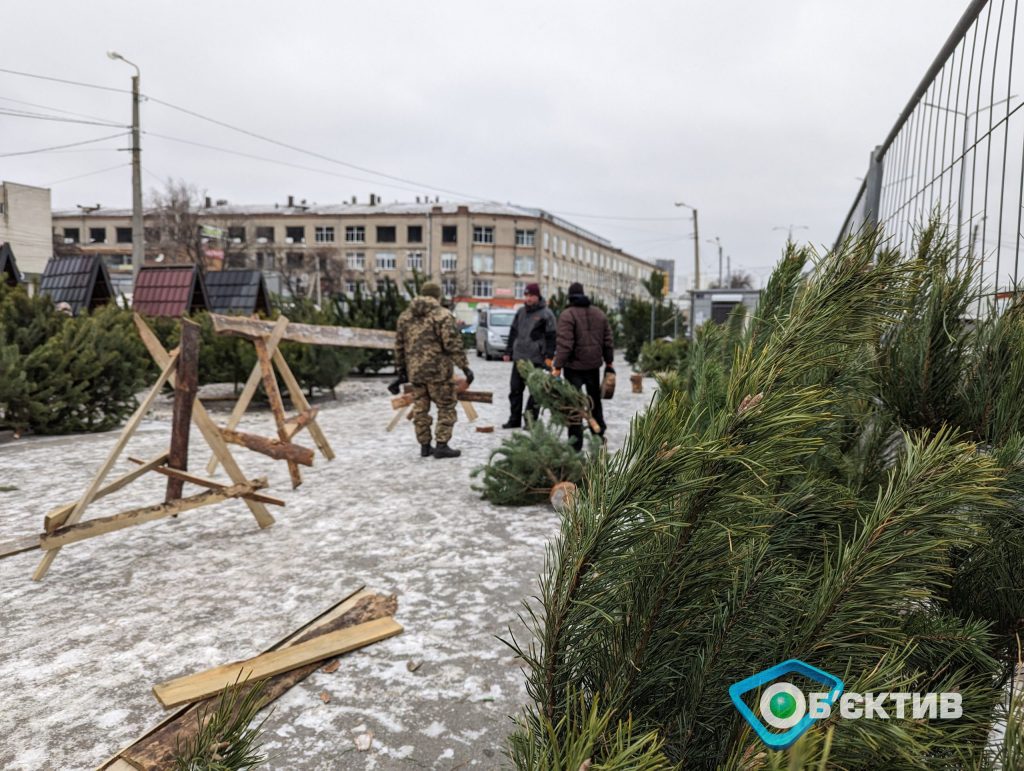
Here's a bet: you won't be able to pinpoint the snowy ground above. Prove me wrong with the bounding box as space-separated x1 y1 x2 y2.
0 356 654 770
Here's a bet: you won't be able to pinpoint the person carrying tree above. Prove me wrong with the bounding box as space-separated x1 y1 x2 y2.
502 282 557 429
551 281 614 451
394 282 474 459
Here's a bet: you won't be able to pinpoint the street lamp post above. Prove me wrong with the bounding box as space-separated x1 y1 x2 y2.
675 202 700 290
107 51 143 288
706 236 723 287
772 224 809 243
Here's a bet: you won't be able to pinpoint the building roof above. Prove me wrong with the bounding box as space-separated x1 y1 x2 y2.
0 243 22 286
39 255 114 313
204 269 272 316
133 265 208 317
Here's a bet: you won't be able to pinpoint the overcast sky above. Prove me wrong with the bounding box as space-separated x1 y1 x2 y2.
1 0 968 290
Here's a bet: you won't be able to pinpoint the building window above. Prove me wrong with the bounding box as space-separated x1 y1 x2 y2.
376 251 396 271
441 253 458 273
115 227 132 244
407 225 423 243
441 278 457 297
345 279 365 295
315 226 335 243
544 232 550 251
345 225 365 243
226 226 245 243
286 252 304 268
255 226 274 243
347 251 365 269
63 227 80 244
285 226 305 244
472 253 494 274
376 225 396 243
514 256 535 275
543 258 549 276
514 281 526 299
407 251 424 271
473 225 494 244
89 227 106 244
254 251 274 269
562 240 567 256
472 278 493 297
441 225 457 244
515 229 535 246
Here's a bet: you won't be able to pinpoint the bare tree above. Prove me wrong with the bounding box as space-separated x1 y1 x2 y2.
148 178 206 267
709 270 755 289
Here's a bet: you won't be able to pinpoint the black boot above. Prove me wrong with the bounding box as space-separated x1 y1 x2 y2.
432 443 461 459
420 443 433 457
501 420 521 429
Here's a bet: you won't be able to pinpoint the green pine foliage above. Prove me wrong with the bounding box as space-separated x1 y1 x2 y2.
173 678 271 771
517 360 594 428
637 338 688 375
508 225 1024 768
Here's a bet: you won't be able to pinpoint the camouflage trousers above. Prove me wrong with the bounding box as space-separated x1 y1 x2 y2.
411 380 457 445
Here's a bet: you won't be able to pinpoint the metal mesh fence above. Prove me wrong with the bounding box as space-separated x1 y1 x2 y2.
838 0 1024 312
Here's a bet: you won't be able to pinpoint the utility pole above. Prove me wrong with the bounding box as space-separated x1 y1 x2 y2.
108 51 144 287
675 202 700 290
707 237 723 286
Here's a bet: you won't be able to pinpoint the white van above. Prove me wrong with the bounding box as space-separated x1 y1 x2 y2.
475 306 516 360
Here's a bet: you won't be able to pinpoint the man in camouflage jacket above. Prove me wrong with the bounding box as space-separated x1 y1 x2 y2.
394 282 474 458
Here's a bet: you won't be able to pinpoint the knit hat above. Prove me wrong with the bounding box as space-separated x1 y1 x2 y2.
568 281 585 296
419 282 442 299
524 282 541 297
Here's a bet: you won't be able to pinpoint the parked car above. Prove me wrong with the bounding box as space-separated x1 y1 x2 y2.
475 307 516 360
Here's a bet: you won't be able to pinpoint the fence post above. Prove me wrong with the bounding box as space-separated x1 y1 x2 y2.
863 145 884 229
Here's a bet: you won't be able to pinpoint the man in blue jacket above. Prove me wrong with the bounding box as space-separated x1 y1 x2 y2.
502 282 557 428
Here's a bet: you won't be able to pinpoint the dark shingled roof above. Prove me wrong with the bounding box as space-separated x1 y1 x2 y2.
0 243 22 286
133 265 208 317
39 255 114 313
204 269 273 316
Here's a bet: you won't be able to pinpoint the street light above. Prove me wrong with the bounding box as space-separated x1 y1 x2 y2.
107 51 144 287
706 236 723 286
675 201 700 290
772 224 809 243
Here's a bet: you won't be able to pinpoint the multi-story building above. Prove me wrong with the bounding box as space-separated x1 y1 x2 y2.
52 196 661 314
1 181 53 279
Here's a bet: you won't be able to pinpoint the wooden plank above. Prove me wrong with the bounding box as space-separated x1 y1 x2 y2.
211 313 396 350
283 407 318 440
108 587 382 770
219 428 314 466
40 480 265 550
391 393 414 410
461 399 479 422
127 458 286 506
458 390 493 404
0 533 41 559
44 452 169 533
206 316 290 475
134 315 274 530
386 404 410 432
255 337 302 488
33 351 180 581
271 347 335 461
153 616 403 709
166 319 200 502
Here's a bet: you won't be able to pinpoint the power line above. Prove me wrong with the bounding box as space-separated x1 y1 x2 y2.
548 210 688 222
0 66 129 94
0 108 127 129
0 132 128 158
0 95 124 127
46 163 130 186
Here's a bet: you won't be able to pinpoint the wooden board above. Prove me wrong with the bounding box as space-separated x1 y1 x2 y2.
0 533 42 559
270 348 335 461
40 480 265 550
126 458 285 507
152 616 403 708
255 336 302 488
210 313 396 350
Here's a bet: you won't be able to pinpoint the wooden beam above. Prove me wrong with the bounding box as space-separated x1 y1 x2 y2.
283 407 318 440
40 480 266 551
152 616 403 708
0 533 41 559
134 314 274 530
206 316 290 475
127 458 286 507
458 390 493 404
104 586 377 770
271 348 334 461
166 319 200 502
255 337 302 488
33 351 180 581
386 404 410 432
460 399 479 422
44 452 169 534
391 393 414 410
219 429 314 466
211 313 396 350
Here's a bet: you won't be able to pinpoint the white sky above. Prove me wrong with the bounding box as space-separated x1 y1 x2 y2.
1 0 968 290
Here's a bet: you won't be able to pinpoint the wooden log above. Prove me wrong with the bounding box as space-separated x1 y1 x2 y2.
110 588 392 770
256 337 302 488
391 393 414 410
386 404 410 432
126 458 286 507
219 429 314 466
206 316 290 475
475 425 495 433
0 533 41 559
630 372 643 393
134 315 275 531
40 480 266 551
166 319 200 502
153 616 403 708
43 452 169 534
210 313 396 350
458 390 493 403
283 407 318 440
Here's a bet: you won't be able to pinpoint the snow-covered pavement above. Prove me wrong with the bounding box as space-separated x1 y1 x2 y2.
0 355 653 770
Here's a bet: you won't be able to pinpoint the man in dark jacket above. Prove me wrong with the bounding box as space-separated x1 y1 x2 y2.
502 282 557 428
552 281 614 451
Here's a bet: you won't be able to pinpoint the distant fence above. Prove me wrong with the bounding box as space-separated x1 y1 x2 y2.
838 0 1024 309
